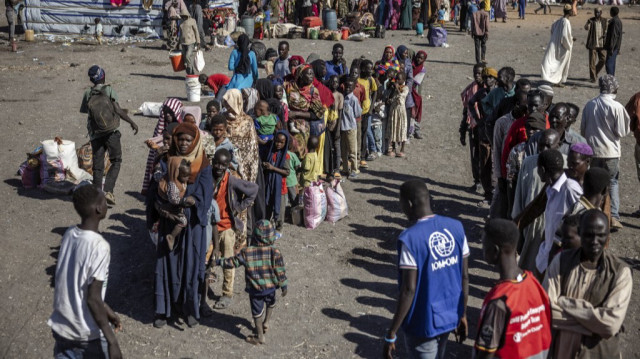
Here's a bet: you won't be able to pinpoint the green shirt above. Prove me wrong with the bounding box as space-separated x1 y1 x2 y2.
286 151 300 187
79 84 119 140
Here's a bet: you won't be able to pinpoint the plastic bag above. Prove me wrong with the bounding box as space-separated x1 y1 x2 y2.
195 49 205 72
137 102 163 117
303 181 327 230
224 35 235 47
325 179 348 223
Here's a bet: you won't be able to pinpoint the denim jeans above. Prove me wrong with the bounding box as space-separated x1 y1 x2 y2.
361 115 372 157
91 130 122 193
605 49 618 76
371 121 383 153
6 7 15 40
366 117 377 154
518 0 526 17
404 332 450 359
591 157 620 219
53 331 108 359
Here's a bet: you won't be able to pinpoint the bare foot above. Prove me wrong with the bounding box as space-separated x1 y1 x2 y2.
245 335 264 345
166 235 175 251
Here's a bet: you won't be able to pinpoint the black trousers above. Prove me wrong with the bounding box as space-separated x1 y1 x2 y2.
460 4 468 30
91 130 122 193
473 35 487 64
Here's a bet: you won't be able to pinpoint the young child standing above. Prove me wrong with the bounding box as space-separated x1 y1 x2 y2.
48 185 122 358
286 140 301 208
262 132 290 230
340 78 362 179
327 75 344 176
454 0 461 26
386 72 409 157
205 114 238 171
157 157 193 250
274 83 289 124
438 5 446 25
216 220 288 345
262 4 272 40
301 136 322 186
94 18 104 45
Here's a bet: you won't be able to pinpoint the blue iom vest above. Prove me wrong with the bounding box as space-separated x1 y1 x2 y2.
397 215 465 338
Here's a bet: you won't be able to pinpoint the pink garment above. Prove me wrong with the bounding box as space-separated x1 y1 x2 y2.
460 81 480 128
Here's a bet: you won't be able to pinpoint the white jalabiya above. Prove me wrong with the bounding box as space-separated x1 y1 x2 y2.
541 17 573 84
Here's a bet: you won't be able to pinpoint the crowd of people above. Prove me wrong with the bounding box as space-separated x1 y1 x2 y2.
40 5 640 358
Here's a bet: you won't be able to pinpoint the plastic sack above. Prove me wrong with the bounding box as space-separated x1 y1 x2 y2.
224 35 235 47
428 25 447 47
20 162 41 189
137 102 163 117
303 181 327 230
40 153 65 185
325 179 348 223
195 49 205 72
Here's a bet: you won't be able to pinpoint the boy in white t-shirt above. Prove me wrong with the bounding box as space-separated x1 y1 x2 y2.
48 185 123 358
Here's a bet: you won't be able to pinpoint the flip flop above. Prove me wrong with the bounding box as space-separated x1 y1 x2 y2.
396 152 405 158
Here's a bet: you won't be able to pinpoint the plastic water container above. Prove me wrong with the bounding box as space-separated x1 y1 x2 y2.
185 75 201 102
170 51 185 72
323 9 338 30
416 22 424 35
224 16 237 33
24 29 35 42
240 15 255 37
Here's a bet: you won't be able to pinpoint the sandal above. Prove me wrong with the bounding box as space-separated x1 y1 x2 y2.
396 152 405 158
214 296 232 309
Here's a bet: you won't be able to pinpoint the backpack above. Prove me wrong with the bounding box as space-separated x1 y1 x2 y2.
87 86 120 136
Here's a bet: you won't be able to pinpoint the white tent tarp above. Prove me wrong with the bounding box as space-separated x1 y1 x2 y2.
23 0 164 37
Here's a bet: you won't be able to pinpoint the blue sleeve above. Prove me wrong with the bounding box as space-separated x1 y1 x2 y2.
228 49 238 71
185 164 214 226
250 52 258 80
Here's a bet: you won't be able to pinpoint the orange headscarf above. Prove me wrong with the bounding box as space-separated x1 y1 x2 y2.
170 122 207 183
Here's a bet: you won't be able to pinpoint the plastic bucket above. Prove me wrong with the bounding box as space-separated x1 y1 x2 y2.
170 51 185 72
416 22 424 35
185 75 201 102
341 27 349 40
310 28 318 40
240 16 255 38
24 29 35 42
324 9 338 30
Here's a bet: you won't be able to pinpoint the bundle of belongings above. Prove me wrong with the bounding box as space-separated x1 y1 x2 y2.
17 137 107 195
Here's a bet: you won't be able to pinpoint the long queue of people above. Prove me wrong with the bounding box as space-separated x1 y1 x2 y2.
380 65 634 358
45 39 434 357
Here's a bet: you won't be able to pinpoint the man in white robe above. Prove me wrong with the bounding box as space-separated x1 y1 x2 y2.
541 5 574 87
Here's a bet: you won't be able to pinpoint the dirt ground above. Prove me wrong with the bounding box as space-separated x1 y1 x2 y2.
1 4 640 358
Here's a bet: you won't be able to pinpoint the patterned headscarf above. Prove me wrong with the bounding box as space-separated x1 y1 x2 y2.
88 65 105 84
599 74 619 94
286 64 324 118
159 98 184 125
376 45 400 76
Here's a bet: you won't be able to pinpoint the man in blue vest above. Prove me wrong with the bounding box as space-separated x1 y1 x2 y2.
383 179 469 359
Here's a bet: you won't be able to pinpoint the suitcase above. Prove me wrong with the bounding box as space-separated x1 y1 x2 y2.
302 16 323 28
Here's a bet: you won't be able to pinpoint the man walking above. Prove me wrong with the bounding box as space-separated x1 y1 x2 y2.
383 180 468 359
80 65 139 206
580 75 630 230
541 5 574 87
584 9 607 83
471 1 489 64
604 6 622 76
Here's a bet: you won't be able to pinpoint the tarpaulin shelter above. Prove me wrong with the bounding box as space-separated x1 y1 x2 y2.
22 0 164 37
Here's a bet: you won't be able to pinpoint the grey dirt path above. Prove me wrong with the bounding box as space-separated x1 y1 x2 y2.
0 4 639 358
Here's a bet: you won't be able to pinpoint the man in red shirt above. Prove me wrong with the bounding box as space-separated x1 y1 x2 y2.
474 219 551 358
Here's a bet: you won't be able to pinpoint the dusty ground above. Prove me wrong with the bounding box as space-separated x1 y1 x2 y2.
1 4 640 358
